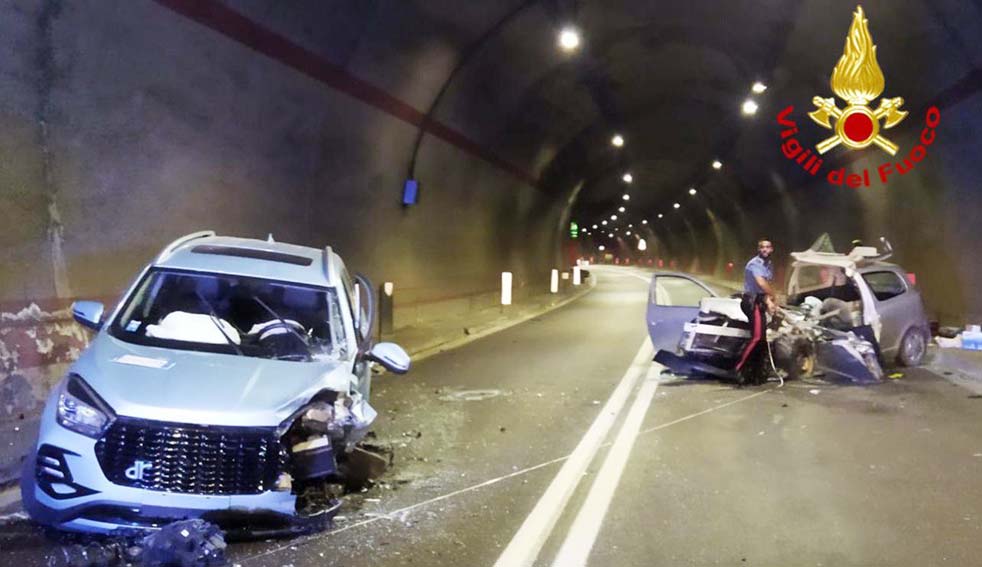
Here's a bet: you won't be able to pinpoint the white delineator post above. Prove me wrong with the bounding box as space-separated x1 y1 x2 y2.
501 272 513 305
550 269 559 293
573 266 581 285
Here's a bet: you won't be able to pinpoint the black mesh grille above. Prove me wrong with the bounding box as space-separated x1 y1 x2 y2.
95 418 285 495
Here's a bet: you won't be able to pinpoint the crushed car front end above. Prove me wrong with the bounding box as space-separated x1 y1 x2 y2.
22 356 374 535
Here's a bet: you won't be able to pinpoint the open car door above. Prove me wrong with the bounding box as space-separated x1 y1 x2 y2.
647 273 718 351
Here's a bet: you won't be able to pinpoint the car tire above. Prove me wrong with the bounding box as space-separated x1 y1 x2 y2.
773 338 815 380
898 327 927 367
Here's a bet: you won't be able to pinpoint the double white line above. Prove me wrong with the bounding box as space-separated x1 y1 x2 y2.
493 338 661 567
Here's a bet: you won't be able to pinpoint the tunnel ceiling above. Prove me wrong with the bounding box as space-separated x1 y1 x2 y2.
402 0 981 238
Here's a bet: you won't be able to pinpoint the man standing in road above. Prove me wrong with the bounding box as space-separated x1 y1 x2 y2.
744 238 776 310
736 238 776 385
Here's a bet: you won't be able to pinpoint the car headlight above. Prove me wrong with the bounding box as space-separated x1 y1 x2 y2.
56 374 114 438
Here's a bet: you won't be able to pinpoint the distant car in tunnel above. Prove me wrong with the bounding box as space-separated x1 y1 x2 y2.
647 241 931 372
21 231 411 534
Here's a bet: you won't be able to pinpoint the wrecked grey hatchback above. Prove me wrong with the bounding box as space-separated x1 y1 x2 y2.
21 232 410 535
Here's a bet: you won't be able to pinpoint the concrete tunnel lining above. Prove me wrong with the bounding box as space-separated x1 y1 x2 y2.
0 0 980 447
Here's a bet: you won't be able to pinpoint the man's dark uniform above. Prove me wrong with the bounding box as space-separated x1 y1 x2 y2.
737 255 772 385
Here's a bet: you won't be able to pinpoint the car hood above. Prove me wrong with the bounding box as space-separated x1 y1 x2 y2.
70 333 352 427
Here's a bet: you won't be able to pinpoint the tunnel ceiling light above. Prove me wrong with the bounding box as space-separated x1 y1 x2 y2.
742 99 758 115
592 224 598 229
611 134 624 147
628 223 633 228
558 27 581 51
712 160 723 170
618 206 625 212
601 220 608 225
689 187 697 196
622 194 630 201
752 81 767 94
622 173 633 183
642 219 648 224
626 230 632 236
673 202 681 209
598 245 606 251
658 213 664 219
638 238 647 251
607 233 614 238
610 214 617 220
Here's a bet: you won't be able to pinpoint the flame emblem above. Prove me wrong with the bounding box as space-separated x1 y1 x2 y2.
808 6 907 155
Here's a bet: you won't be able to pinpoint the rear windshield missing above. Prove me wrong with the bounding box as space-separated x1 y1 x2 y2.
191 245 313 266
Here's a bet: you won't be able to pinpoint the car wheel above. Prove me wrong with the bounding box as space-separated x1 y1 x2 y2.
898 328 927 367
772 338 815 380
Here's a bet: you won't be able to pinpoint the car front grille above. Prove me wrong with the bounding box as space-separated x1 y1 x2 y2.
95 417 285 495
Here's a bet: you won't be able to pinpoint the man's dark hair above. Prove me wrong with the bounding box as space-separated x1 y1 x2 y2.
757 238 772 246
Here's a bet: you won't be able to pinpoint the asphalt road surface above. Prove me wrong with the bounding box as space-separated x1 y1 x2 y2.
2 266 980 566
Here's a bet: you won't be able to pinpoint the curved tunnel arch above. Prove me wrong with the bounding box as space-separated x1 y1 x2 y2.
0 0 979 329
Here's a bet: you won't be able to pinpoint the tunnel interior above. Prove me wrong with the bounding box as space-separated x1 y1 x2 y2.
3 2 982 563
1 0 981 328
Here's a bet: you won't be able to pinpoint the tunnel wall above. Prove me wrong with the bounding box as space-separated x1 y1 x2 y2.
684 93 982 327
0 0 569 415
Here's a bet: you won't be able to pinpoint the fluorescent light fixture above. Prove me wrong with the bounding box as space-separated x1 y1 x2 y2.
611 134 624 147
601 220 608 225
626 231 632 236
618 206 625 212
558 27 581 51
742 99 758 115
689 187 697 195
642 219 648 224
598 245 606 251
607 233 614 238
673 202 681 209
622 194 630 201
622 173 633 183
712 160 722 170
610 214 617 220
752 81 767 94
658 213 664 219
592 224 598 229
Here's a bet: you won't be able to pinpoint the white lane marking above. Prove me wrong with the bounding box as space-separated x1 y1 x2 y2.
492 339 654 567
239 387 771 564
639 388 770 435
551 363 663 567
627 272 652 284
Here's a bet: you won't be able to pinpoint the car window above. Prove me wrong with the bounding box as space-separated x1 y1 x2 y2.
650 276 713 307
794 265 848 293
862 271 907 301
339 266 363 342
109 268 346 361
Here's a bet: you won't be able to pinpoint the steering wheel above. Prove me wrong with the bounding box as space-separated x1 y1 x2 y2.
257 320 311 360
257 320 307 342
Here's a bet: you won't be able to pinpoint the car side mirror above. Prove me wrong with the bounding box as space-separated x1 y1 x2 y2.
367 342 410 374
72 301 105 331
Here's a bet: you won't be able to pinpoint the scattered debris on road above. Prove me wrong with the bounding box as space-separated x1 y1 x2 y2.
53 519 227 567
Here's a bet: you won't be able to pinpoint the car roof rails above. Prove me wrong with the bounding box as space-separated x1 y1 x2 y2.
156 230 216 263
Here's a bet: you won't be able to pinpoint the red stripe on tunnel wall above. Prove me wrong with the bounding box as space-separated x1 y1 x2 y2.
152 0 540 187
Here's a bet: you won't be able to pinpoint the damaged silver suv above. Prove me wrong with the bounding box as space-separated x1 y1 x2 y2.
21 231 410 534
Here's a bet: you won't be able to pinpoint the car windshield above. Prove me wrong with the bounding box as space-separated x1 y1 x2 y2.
109 268 347 361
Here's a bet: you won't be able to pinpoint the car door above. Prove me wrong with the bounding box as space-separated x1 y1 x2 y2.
647 273 718 351
860 269 920 354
